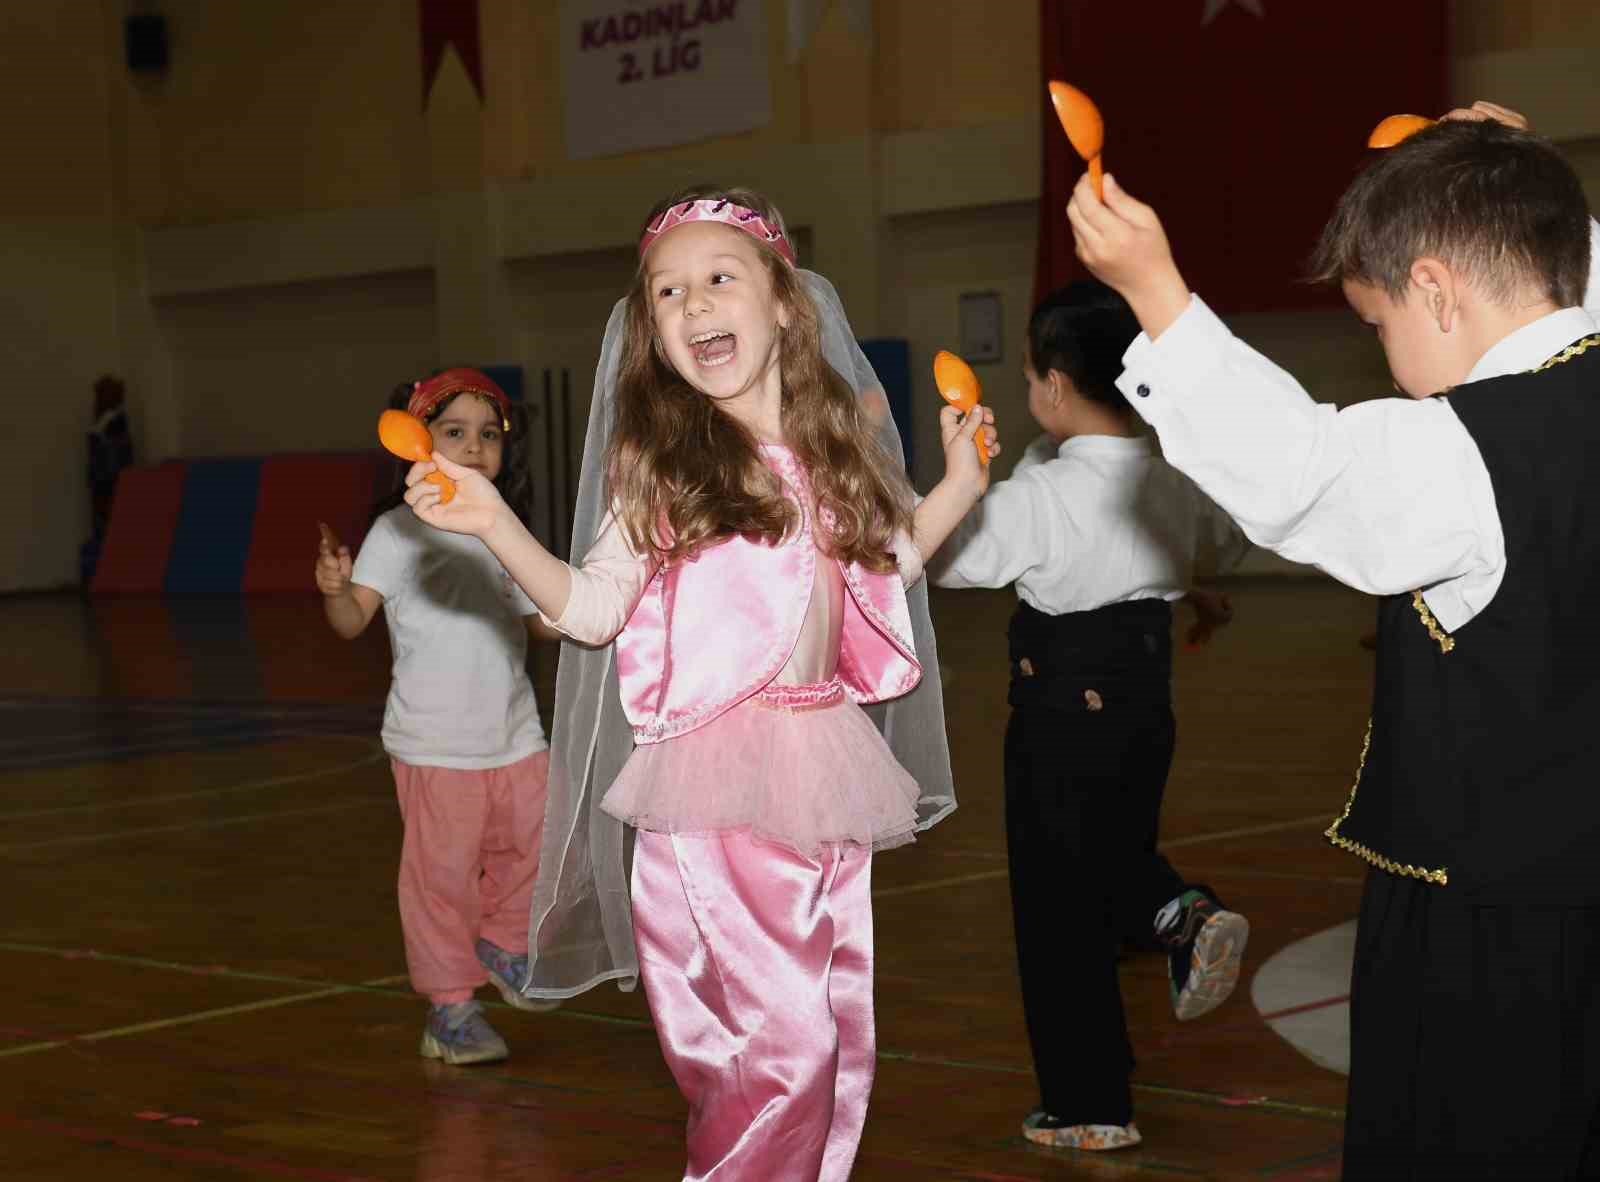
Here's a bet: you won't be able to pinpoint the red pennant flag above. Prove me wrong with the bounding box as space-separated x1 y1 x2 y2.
420 0 484 107
1036 0 1450 313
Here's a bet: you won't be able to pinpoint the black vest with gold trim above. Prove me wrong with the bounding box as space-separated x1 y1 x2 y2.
1326 334 1600 903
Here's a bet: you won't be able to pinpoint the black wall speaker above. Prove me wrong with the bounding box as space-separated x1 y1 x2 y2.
124 13 168 73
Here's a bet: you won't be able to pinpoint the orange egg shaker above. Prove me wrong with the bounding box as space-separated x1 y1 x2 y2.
1048 81 1105 199
1367 113 1435 148
377 409 455 504
933 350 989 467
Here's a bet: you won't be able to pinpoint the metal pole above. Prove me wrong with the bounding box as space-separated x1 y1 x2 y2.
542 368 557 556
560 368 574 561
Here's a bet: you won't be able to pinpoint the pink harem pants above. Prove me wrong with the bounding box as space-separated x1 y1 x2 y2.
631 829 875 1182
391 749 549 1005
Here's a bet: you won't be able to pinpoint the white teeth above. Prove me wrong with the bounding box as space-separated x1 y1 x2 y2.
688 330 732 345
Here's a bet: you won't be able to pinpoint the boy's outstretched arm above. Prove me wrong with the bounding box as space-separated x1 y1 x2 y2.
1064 173 1501 630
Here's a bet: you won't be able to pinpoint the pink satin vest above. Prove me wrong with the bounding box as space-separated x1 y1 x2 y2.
614 449 922 744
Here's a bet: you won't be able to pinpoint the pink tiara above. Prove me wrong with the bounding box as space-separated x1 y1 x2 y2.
638 198 795 265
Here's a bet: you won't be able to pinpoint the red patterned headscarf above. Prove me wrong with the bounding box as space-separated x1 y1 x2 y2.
407 368 513 431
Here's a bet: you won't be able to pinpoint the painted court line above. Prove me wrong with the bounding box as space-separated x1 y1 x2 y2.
874 1048 1344 1121
0 942 647 1030
3 942 1342 1121
0 972 410 1060
874 812 1334 898
1162 814 1334 849
0 695 377 719
0 716 258 752
0 736 383 821
1185 866 1364 887
0 796 388 853
0 727 369 773
0 1115 385 1182
1259 993 1350 1023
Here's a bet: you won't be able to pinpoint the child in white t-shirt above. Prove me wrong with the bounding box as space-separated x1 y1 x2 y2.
316 369 556 1066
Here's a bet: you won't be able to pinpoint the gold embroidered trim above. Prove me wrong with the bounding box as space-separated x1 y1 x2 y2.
1324 720 1450 885
1530 333 1600 373
1410 589 1455 654
1328 336 1599 886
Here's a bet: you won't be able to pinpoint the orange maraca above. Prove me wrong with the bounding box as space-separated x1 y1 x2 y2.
377 409 455 504
1367 114 1435 149
1048 81 1105 199
933 350 989 468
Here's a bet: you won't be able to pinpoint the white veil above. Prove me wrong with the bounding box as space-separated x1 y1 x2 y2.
522 270 956 999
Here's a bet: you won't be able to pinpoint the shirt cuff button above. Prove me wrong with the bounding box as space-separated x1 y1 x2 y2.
1135 383 1151 398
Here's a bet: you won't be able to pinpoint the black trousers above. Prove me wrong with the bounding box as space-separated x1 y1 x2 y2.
1003 600 1186 1125
1344 870 1600 1180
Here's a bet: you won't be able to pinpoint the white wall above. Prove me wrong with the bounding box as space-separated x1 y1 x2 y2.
158 271 438 457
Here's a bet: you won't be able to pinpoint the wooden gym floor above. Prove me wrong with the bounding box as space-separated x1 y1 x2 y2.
1 578 1375 1180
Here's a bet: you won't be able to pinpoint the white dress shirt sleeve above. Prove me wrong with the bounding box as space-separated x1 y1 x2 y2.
1117 296 1504 630
1194 488 1252 577
928 471 1060 591
550 512 659 645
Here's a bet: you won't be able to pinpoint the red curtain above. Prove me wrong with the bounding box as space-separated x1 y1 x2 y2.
1035 0 1450 313
420 0 484 106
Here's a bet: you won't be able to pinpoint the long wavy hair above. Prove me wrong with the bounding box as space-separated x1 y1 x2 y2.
371 382 533 527
608 185 912 572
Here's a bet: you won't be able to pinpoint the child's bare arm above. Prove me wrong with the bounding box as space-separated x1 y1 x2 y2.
404 451 578 621
912 404 999 565
315 529 383 638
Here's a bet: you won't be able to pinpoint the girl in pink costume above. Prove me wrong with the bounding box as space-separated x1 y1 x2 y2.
402 185 997 1180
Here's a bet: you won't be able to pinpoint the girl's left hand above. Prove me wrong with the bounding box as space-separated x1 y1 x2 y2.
940 404 999 494
404 451 507 537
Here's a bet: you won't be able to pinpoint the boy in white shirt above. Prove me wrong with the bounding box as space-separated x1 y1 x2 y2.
933 280 1249 1152
1069 102 1600 1178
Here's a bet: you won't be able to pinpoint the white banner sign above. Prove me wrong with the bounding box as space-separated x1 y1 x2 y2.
559 0 772 160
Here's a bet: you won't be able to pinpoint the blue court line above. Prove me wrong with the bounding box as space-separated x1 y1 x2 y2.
0 734 381 820
0 696 382 772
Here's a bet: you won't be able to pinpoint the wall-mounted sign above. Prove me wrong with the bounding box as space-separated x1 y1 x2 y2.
559 0 772 160
959 291 1003 364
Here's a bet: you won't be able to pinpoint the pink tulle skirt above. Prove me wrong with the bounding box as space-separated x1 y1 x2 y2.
600 678 921 856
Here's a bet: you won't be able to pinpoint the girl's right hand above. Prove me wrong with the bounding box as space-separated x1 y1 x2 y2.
404 450 507 537
940 404 998 496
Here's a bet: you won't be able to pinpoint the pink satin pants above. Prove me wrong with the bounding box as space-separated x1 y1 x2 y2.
391 749 549 1004
631 830 875 1181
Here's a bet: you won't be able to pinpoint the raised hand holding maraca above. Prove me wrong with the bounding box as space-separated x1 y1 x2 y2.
934 350 992 469
932 350 999 496
379 409 455 504
1067 172 1191 341
1048 82 1105 199
403 450 508 539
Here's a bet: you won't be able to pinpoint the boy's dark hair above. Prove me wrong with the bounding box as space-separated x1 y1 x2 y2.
370 381 533 527
1028 279 1142 410
1309 119 1591 307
